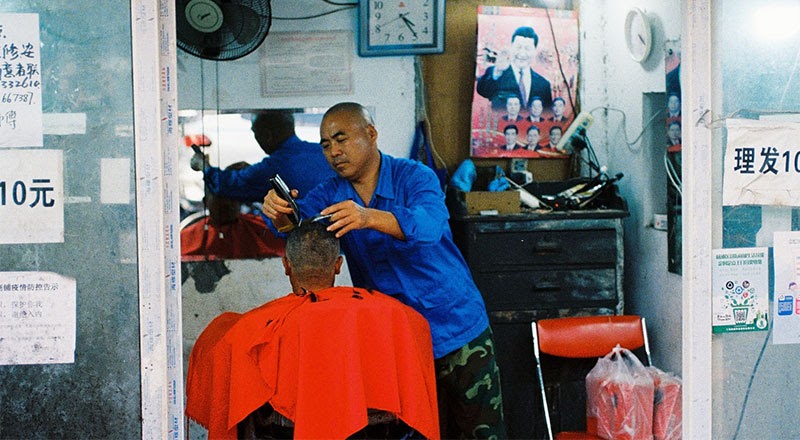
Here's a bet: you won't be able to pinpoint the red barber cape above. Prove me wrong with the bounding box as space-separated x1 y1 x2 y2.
185 287 439 440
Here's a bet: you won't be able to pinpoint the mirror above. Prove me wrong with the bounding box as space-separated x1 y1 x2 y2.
177 108 326 264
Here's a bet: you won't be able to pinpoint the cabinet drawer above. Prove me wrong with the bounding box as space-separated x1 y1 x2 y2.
475 268 618 311
469 229 617 269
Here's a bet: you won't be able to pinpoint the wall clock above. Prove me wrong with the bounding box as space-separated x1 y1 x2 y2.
358 0 445 57
624 8 652 63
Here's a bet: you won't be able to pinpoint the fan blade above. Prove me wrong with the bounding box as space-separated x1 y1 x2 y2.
218 2 262 45
176 0 271 61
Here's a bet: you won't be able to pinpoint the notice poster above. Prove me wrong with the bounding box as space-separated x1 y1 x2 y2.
260 31 353 97
712 247 769 333
0 13 43 148
723 119 800 206
0 149 64 244
0 272 76 365
772 231 800 344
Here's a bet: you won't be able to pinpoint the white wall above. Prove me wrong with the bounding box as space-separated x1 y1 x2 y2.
177 1 418 159
579 0 683 374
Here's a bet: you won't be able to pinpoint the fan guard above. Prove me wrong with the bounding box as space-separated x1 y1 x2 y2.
177 0 271 61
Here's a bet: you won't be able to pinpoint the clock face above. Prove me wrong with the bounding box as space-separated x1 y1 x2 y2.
625 8 652 63
359 0 445 56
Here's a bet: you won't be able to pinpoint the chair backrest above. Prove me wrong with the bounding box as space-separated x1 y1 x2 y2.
531 315 651 440
535 315 650 362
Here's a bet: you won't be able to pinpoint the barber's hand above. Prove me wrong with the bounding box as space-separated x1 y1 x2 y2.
189 152 208 171
320 200 372 238
262 189 299 231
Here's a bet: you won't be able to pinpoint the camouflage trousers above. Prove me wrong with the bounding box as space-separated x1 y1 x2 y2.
434 326 507 439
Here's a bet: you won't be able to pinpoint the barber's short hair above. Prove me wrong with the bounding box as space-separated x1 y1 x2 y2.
504 124 518 134
285 221 340 278
512 26 539 47
549 125 563 135
527 125 540 134
553 97 566 105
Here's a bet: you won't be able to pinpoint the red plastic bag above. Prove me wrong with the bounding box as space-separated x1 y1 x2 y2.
648 366 682 440
585 345 654 440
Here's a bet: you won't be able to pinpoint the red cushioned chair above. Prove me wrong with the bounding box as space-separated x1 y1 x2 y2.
531 315 652 440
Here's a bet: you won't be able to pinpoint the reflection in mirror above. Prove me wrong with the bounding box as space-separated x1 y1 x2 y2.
177 108 326 265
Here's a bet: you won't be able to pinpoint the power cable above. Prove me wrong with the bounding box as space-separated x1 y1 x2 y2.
732 327 771 440
544 8 576 113
589 106 666 151
273 5 355 20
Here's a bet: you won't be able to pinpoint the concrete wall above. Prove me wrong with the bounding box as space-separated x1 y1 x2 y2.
579 0 683 374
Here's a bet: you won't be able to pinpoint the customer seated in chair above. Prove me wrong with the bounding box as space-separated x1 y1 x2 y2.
185 221 439 440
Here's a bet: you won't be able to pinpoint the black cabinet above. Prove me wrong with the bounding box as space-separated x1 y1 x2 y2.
451 209 628 438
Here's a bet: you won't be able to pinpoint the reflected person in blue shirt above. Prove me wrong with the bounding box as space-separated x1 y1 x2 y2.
262 102 506 439
191 110 335 203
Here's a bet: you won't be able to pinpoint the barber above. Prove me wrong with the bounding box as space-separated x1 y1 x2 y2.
261 102 506 439
190 109 335 203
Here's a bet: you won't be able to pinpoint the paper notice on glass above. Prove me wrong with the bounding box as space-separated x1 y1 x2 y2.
0 272 76 365
712 247 769 333
260 31 352 97
723 119 800 206
0 149 64 244
0 14 43 148
772 231 800 344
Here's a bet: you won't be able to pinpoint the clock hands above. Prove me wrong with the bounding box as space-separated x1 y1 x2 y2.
399 13 418 38
379 12 407 27
378 12 418 38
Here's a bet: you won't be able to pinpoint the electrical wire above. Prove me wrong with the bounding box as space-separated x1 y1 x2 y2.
320 0 357 5
582 135 603 178
544 8 576 113
589 106 666 150
664 151 683 197
215 60 221 168
731 326 771 440
414 58 448 171
273 5 355 20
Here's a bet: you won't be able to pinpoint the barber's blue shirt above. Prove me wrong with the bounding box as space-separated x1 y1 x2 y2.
204 135 335 203
294 152 490 359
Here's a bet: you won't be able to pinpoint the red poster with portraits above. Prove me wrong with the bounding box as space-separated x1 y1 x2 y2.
471 6 579 159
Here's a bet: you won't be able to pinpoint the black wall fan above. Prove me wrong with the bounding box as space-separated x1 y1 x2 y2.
177 0 271 61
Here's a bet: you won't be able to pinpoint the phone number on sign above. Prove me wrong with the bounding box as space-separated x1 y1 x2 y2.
1 92 34 104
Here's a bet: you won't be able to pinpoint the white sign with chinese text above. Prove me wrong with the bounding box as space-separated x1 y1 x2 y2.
0 149 63 243
712 247 769 333
0 272 76 365
772 231 800 344
260 31 353 97
723 119 800 206
0 14 43 148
